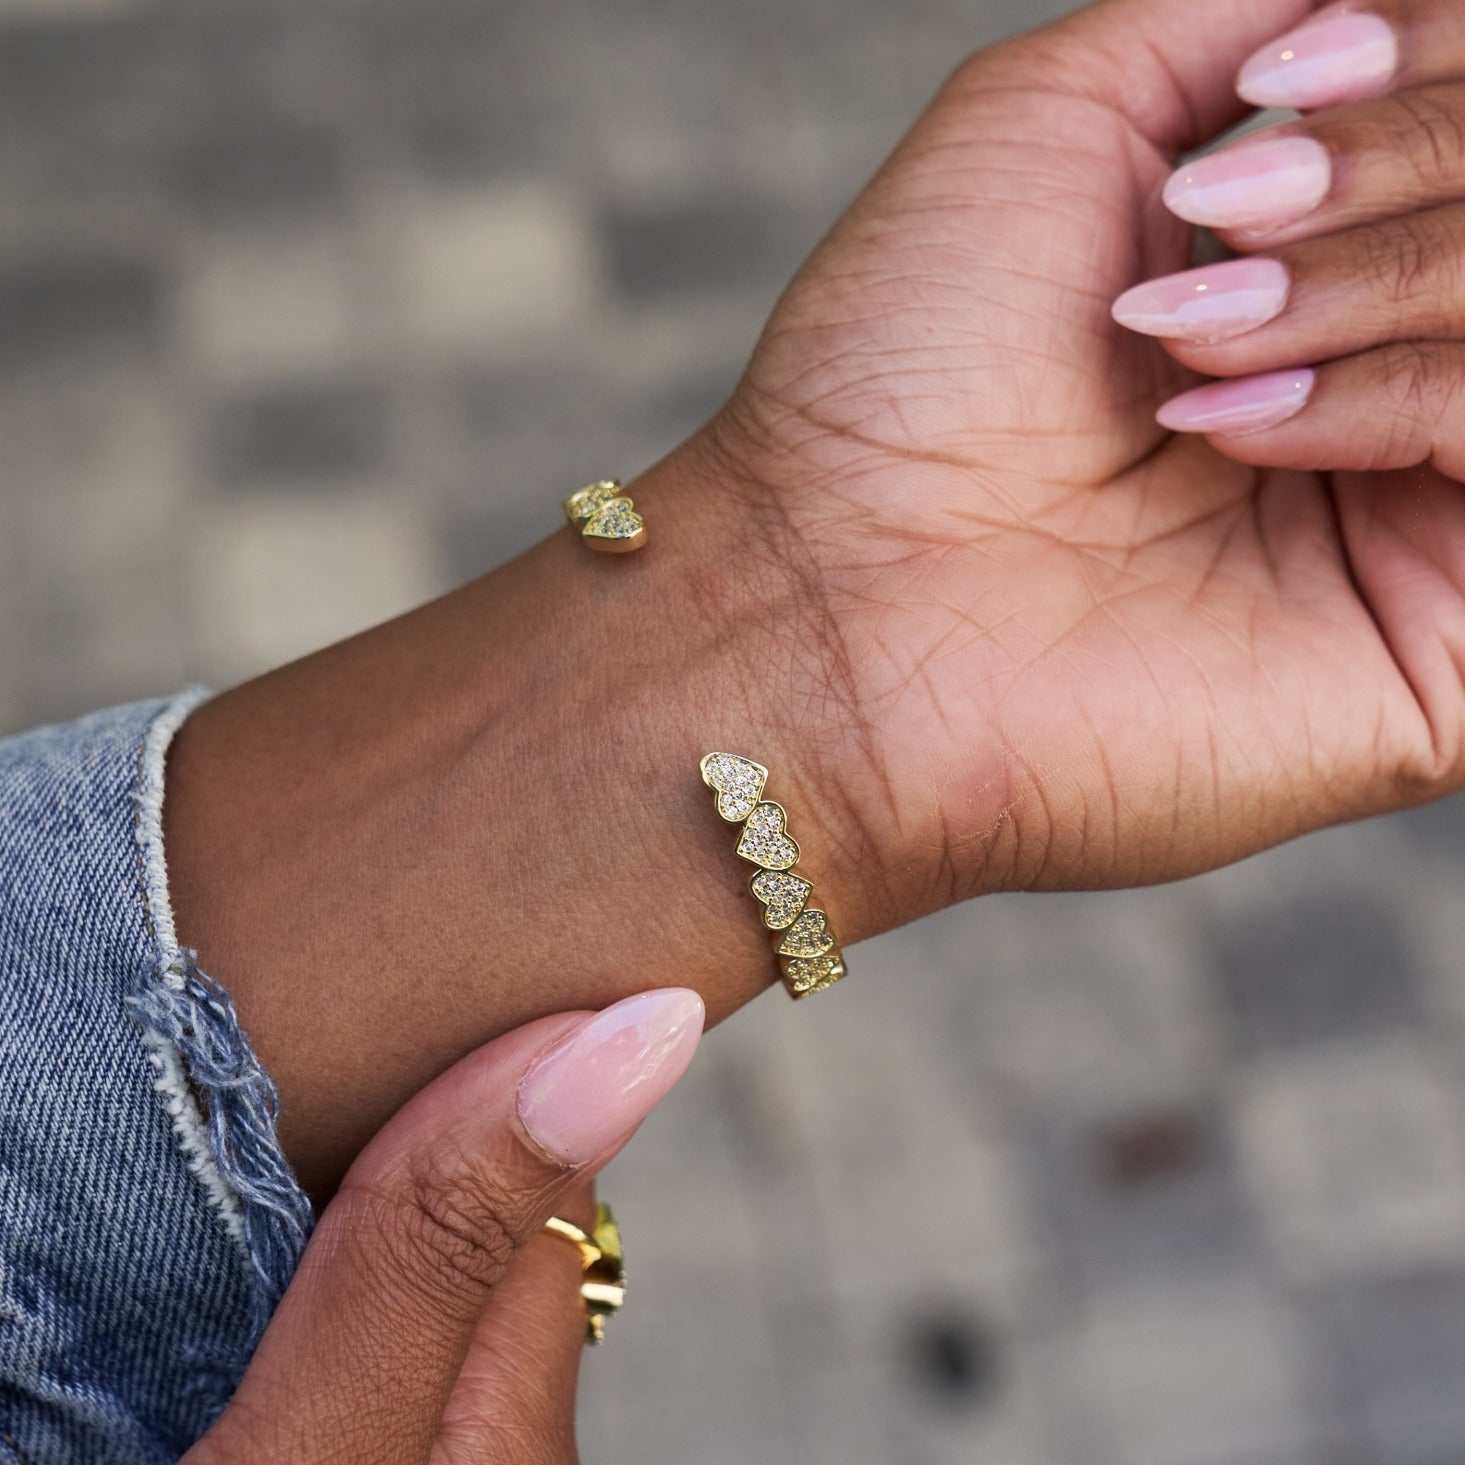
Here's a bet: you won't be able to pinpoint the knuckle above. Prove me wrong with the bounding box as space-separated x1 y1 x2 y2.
399 1140 522 1286
1371 342 1453 468
1362 211 1442 312
1392 89 1465 193
337 1143 527 1317
1390 339 1437 411
1355 206 1465 337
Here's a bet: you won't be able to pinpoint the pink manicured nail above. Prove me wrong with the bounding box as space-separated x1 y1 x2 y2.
1164 136 1332 232
1157 369 1316 436
1112 258 1290 343
517 989 704 1164
1237 12 1398 110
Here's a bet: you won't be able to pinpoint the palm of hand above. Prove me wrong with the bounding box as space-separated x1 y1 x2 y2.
723 63 1464 901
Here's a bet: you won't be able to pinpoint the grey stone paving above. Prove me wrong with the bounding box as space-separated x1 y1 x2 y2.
4 1 1465 1461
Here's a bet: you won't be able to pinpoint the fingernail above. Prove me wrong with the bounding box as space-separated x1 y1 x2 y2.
517 988 705 1165
1163 136 1331 232
1157 368 1316 436
1237 12 1398 110
1112 258 1290 343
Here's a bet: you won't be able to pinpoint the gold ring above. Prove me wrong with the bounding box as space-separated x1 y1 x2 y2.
542 1202 625 1344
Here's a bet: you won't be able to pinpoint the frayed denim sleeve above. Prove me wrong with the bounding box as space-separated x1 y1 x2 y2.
0 692 314 1463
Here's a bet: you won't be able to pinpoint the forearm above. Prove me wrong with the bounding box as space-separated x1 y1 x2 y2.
164 434 899 1201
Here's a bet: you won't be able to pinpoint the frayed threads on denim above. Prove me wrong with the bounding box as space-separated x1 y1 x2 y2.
128 954 314 1338
128 687 313 1343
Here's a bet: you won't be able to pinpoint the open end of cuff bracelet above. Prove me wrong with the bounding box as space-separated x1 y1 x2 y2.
698 752 849 999
562 478 646 553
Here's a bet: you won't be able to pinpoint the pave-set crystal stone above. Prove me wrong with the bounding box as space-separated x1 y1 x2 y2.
562 478 646 554
562 479 625 525
749 869 812 930
583 497 644 544
700 752 769 823
699 751 847 999
782 953 845 998
776 907 835 959
735 802 800 871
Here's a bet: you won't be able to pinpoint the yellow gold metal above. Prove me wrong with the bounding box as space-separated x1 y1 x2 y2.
775 907 836 959
583 497 646 553
782 953 847 998
735 801 800 871
562 479 647 554
543 1214 596 1257
562 479 624 526
542 1202 626 1345
699 752 769 822
748 868 812 930
699 751 848 999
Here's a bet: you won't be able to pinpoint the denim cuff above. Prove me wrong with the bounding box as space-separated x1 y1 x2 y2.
128 688 314 1333
0 691 313 1462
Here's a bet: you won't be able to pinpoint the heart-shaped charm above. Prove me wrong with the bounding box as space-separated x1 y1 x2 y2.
699 752 769 823
776 907 836 959
562 479 624 526
735 801 800 870
748 868 812 930
583 497 646 553
783 953 846 998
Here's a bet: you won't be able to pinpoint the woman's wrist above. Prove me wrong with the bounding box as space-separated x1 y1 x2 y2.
164 432 902 1200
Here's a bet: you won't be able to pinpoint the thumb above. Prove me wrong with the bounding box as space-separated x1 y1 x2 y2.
433 1178 600 1464
1003 0 1322 151
185 988 704 1465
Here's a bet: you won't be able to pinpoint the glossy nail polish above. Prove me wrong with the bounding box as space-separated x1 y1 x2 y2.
1157 369 1316 436
517 988 705 1164
1237 12 1398 111
1112 258 1290 342
1164 136 1332 233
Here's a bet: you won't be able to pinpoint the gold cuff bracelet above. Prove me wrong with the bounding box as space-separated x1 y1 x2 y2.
698 752 848 999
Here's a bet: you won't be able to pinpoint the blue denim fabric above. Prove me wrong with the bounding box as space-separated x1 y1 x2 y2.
0 694 313 1462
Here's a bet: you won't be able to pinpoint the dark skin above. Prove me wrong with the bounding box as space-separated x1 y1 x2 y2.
170 0 1465 1211
165 442 840 1200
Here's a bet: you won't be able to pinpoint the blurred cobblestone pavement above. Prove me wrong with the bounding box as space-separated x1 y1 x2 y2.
6 1 1465 1461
